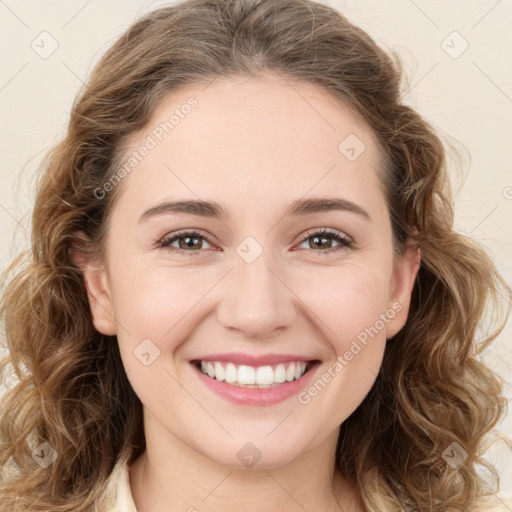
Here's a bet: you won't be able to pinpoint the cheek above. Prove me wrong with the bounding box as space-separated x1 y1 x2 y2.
300 262 392 346
109 264 206 362
110 267 207 407
298 266 392 418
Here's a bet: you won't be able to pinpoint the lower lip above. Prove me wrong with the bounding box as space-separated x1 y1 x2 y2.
190 361 321 406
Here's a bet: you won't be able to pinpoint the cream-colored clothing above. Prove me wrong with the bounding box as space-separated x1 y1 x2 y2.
101 456 512 512
100 454 137 512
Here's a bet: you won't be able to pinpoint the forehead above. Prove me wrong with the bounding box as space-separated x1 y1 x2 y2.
112 74 386 219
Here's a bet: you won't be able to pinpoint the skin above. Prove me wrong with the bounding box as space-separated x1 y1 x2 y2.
78 74 420 512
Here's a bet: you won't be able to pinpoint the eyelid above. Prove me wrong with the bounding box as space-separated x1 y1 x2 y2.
295 227 352 246
157 228 216 250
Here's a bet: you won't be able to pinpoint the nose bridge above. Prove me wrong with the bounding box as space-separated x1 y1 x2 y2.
216 236 296 338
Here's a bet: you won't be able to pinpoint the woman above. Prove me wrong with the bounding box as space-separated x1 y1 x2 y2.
1 0 510 510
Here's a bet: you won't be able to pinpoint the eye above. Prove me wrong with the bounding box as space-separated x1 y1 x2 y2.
157 230 214 256
295 228 352 256
157 227 353 257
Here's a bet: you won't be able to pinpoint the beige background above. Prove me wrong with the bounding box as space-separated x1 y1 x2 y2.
1 0 511 495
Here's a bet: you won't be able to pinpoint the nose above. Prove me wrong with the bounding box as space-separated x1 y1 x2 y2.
216 248 297 340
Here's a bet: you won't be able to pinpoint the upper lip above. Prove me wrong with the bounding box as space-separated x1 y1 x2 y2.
191 353 318 366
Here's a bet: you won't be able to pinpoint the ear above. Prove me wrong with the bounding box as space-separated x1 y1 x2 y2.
70 234 118 336
385 239 421 340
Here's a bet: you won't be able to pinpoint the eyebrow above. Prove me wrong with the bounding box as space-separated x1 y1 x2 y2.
138 196 371 223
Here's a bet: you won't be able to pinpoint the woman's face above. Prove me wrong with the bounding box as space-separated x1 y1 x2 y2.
82 74 419 469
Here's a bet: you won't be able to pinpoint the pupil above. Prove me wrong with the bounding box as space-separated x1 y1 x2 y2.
180 236 200 250
313 235 330 249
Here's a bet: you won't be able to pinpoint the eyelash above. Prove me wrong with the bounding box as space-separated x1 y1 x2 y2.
157 228 353 257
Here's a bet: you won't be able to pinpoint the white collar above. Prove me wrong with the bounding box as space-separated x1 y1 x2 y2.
102 453 138 512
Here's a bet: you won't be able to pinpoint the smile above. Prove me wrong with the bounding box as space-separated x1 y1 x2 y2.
194 360 312 388
190 358 321 406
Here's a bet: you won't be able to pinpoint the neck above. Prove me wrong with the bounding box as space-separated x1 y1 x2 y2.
129 411 361 512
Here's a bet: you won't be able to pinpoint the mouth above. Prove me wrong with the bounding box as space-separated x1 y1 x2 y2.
190 359 319 389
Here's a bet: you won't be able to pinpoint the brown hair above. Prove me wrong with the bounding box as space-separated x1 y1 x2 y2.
1 0 510 510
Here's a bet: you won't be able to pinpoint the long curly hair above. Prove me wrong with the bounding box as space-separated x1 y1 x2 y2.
1 0 510 510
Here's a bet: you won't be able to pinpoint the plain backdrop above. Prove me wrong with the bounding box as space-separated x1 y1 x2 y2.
1 0 511 495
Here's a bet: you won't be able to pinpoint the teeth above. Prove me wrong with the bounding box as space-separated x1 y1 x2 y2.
285 364 295 381
256 365 274 385
225 363 237 383
238 365 256 385
198 360 309 387
214 362 225 381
